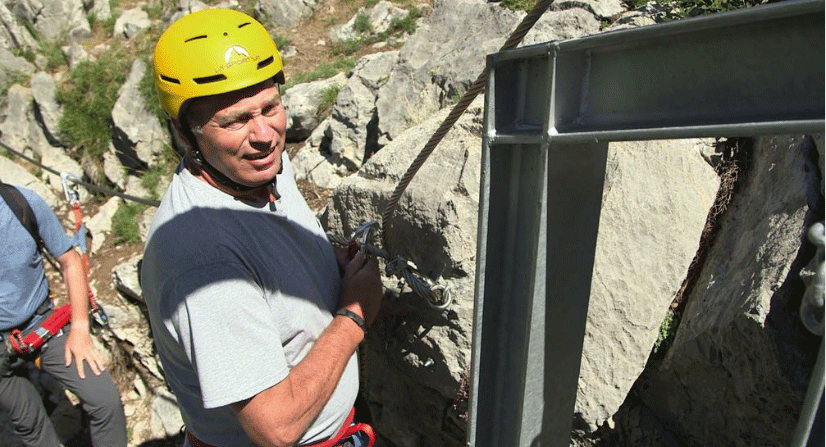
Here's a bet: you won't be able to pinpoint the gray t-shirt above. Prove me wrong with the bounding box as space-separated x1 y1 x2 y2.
141 154 358 446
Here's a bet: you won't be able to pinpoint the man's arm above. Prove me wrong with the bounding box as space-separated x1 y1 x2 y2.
55 248 106 379
231 250 383 447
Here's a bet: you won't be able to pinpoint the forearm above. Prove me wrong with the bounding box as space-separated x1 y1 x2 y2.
58 250 90 331
234 315 364 447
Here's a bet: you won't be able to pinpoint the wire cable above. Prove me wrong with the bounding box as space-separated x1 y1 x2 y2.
0 140 161 207
380 0 555 245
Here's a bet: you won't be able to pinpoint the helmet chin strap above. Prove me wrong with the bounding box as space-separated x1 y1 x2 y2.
191 147 257 192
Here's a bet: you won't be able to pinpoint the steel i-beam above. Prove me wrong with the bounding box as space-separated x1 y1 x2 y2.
468 1 824 446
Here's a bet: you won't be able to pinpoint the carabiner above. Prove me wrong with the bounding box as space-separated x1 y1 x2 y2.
60 172 81 205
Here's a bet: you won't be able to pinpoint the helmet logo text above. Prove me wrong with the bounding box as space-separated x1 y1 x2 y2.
216 45 260 73
224 46 250 62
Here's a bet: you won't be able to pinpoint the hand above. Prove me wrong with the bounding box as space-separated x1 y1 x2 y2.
338 250 383 327
333 245 351 275
64 325 106 379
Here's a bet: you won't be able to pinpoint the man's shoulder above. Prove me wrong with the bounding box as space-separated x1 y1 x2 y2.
1 184 42 206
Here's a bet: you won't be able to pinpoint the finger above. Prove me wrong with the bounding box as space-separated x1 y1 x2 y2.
76 357 86 379
333 246 350 269
365 255 380 273
87 357 102 376
65 346 72 368
89 350 106 374
345 250 367 276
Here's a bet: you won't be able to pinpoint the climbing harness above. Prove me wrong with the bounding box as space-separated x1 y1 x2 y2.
185 407 375 447
7 302 71 356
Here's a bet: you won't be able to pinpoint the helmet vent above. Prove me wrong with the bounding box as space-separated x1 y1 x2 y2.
185 35 208 43
257 56 274 70
160 75 180 84
193 74 227 85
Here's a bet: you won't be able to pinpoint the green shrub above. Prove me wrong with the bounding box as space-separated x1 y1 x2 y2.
140 160 177 199
672 0 761 17
112 202 148 244
388 7 421 34
284 58 356 90
56 54 129 159
501 0 536 12
12 47 36 63
143 3 165 20
353 12 372 34
0 74 30 97
331 37 364 56
650 309 678 363
40 41 67 72
317 86 340 115
272 33 292 51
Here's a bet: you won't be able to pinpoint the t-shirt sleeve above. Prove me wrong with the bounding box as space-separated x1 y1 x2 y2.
20 187 73 257
168 262 290 409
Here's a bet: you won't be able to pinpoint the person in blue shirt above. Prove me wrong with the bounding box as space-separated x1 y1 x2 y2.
0 183 126 447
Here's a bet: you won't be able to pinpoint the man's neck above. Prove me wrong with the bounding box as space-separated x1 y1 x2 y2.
183 152 278 204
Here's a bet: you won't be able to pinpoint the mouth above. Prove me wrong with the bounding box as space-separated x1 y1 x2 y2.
244 148 274 161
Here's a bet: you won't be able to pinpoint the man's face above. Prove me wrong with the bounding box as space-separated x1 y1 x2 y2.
188 80 287 188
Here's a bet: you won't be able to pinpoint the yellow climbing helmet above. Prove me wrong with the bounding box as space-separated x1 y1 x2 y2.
153 8 285 120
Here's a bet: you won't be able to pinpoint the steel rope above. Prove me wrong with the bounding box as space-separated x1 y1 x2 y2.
380 0 555 242
0 141 161 207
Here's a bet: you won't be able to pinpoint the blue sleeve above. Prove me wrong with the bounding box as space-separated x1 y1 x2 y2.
17 187 73 258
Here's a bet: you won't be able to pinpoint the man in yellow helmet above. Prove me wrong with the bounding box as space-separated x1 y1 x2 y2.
141 8 383 447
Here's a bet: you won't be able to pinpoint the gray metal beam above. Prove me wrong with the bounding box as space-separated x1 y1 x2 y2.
468 1 825 447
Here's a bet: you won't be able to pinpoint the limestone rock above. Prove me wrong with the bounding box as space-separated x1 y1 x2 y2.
85 196 122 253
113 8 151 39
30 72 64 147
284 72 348 141
636 135 824 447
255 0 319 28
111 59 168 169
329 0 410 42
576 139 720 430
551 0 627 20
0 156 61 209
0 48 35 85
113 254 143 303
323 98 485 447
0 3 37 51
19 0 90 42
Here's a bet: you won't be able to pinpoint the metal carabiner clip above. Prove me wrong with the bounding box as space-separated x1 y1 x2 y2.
60 172 81 205
350 221 379 256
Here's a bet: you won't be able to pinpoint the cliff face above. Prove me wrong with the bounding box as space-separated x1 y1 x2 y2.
0 1 822 446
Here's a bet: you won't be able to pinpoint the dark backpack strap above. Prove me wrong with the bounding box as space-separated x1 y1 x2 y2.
0 183 43 252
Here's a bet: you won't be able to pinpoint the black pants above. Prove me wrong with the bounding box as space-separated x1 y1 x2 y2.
0 327 127 447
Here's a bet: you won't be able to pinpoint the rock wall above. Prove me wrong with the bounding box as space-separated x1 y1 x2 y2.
631 135 824 447
0 1 821 446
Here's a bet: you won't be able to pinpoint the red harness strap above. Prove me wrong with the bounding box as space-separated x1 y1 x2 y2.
8 303 71 356
186 407 375 447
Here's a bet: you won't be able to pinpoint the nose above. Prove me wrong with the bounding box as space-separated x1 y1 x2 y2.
248 115 274 144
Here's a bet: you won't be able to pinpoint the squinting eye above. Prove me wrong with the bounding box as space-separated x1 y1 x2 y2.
224 121 245 131
263 105 280 116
